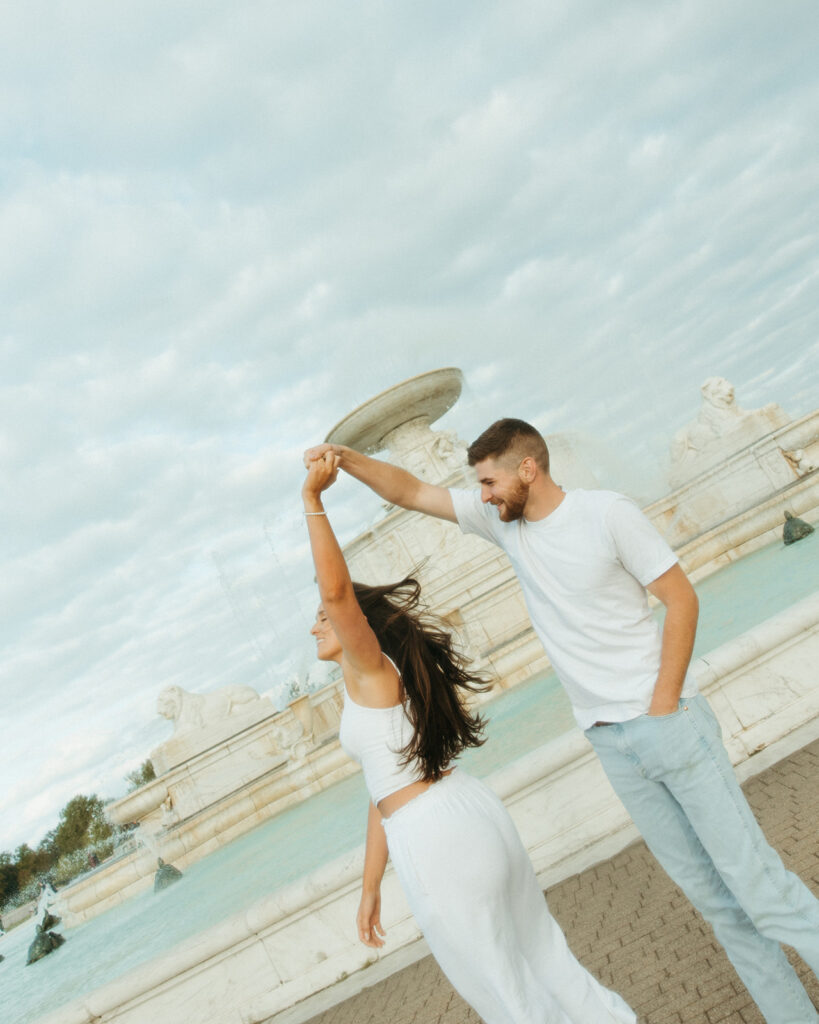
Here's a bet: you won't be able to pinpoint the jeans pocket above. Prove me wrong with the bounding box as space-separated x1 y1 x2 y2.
625 704 696 776
639 703 687 723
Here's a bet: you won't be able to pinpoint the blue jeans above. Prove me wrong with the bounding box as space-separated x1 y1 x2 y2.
585 694 819 1024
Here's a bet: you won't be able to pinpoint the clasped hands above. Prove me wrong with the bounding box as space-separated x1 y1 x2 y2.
303 442 341 468
302 446 341 502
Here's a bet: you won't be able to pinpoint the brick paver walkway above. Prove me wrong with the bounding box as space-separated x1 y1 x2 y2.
296 740 819 1024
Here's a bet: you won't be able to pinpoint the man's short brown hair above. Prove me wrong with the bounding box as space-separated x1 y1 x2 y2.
466 418 550 473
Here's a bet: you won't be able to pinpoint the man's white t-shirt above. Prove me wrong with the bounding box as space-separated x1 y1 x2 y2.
450 487 699 729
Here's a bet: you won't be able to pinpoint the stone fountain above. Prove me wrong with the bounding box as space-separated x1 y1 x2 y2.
327 368 554 687
644 375 819 578
55 678 352 927
23 368 818 1024
328 368 819 684
51 368 819 934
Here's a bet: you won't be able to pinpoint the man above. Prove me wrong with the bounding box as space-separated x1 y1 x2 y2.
305 418 819 1024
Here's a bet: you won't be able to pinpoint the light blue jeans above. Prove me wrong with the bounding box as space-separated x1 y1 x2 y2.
585 694 819 1024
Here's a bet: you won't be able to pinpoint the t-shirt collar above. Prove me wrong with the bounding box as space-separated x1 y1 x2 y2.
522 488 571 528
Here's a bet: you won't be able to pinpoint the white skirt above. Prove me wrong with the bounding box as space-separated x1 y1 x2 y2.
382 770 636 1024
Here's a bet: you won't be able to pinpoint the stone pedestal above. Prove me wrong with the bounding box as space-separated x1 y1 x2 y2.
150 704 277 778
668 376 791 489
647 408 819 549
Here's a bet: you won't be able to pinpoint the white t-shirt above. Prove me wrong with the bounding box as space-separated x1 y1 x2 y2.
450 487 699 729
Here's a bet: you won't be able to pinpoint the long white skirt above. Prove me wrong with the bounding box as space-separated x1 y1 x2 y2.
382 770 636 1024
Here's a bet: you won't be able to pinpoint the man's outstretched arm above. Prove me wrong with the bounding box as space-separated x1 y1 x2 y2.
304 443 456 522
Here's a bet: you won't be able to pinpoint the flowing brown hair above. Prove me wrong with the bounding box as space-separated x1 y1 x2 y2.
352 577 490 781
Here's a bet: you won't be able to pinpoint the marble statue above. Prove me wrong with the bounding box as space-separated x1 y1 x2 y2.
783 511 815 545
156 684 264 736
150 683 277 775
36 880 58 916
669 377 790 489
160 793 178 827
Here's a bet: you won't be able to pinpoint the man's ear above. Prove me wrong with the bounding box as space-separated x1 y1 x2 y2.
519 456 537 483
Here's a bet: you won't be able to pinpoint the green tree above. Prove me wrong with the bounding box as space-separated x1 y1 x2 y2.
37 827 59 861
125 759 156 792
1 794 119 910
51 795 113 856
12 843 51 891
0 851 19 906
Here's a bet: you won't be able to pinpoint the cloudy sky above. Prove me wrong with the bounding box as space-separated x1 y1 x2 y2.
2 0 817 853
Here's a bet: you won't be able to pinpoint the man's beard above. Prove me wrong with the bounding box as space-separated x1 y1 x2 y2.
497 480 529 521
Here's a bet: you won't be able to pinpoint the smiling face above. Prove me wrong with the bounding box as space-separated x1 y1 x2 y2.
310 605 343 662
473 456 530 522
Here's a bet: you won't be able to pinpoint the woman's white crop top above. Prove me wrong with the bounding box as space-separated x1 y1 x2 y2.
338 661 422 805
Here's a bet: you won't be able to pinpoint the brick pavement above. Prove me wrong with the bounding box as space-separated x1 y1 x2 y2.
296 740 819 1024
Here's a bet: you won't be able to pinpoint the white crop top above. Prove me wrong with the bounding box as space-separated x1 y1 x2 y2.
338 657 423 805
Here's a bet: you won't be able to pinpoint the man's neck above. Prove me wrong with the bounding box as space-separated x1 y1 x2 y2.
522 476 566 522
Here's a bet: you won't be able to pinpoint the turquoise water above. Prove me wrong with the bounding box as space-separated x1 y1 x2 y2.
690 532 818 656
4 534 817 1023
2 674 573 1024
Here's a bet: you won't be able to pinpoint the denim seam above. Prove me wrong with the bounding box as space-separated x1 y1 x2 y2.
685 705 818 988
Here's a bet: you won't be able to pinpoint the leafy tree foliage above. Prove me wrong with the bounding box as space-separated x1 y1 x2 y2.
1 793 115 910
0 851 19 907
51 795 113 855
13 843 51 892
125 759 156 792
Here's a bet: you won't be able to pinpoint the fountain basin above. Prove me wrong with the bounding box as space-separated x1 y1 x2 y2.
19 566 819 1024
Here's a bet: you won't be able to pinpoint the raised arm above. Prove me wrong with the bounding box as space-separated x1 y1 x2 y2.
302 453 383 677
304 443 456 522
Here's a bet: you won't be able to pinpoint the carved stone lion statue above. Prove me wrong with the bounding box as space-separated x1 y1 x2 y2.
669 377 789 488
157 684 264 736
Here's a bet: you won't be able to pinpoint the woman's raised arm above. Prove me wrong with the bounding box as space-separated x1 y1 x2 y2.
302 453 382 676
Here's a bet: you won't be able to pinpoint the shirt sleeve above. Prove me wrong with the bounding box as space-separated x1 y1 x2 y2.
605 495 678 586
449 488 501 546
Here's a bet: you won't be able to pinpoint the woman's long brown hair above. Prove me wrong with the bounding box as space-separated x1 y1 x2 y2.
352 576 490 781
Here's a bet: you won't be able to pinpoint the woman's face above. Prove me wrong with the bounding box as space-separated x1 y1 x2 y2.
310 605 343 663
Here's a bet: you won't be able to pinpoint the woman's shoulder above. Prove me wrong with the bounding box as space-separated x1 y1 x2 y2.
342 652 402 708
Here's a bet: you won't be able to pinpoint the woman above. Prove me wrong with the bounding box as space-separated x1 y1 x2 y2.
303 451 635 1024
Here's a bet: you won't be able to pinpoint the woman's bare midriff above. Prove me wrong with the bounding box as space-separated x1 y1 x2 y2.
377 769 454 819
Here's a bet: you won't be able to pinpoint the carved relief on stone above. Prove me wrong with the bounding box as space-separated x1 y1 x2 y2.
782 447 818 477
156 684 266 736
669 377 790 488
270 715 313 762
151 684 277 775
412 517 459 583
380 418 468 484
431 429 468 471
